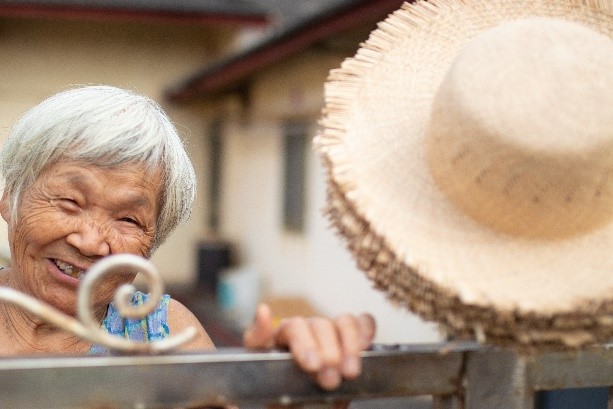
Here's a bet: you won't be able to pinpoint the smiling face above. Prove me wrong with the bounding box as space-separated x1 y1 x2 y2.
0 160 162 317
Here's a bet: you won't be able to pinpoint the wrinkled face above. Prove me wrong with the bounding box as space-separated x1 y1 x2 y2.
0 161 162 316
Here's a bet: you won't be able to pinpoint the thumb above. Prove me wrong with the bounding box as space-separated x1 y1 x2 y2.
243 303 276 349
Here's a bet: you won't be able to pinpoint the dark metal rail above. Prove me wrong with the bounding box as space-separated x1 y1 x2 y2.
0 342 610 409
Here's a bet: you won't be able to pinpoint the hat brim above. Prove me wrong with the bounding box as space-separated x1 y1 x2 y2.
316 0 613 348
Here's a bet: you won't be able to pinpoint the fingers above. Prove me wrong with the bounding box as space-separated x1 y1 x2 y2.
274 313 376 390
332 313 375 378
274 317 324 372
334 313 376 388
275 316 341 389
242 306 377 391
243 303 276 349
357 313 377 349
309 317 344 389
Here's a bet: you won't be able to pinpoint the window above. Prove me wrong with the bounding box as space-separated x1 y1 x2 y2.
208 118 223 232
282 121 309 232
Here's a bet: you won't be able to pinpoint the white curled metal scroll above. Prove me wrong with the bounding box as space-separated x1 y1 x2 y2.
0 254 196 354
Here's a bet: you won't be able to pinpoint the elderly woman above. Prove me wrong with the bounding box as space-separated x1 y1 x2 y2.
0 85 375 391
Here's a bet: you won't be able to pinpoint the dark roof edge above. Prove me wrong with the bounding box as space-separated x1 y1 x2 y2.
0 4 269 26
165 0 405 103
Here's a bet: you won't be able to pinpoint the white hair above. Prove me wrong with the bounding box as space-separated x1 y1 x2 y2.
0 85 196 252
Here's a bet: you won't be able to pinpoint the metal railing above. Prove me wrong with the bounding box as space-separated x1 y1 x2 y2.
0 342 610 409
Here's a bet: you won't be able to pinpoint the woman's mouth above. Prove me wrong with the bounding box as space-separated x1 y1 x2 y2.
53 259 85 280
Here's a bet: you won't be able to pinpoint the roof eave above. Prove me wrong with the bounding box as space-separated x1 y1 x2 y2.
0 4 269 26
165 0 405 104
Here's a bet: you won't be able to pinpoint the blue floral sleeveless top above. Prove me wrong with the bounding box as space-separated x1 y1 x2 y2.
89 291 170 355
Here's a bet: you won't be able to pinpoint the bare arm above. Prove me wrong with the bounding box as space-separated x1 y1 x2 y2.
167 298 216 351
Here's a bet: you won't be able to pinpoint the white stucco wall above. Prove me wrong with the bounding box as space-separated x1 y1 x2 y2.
216 51 442 344
307 154 443 344
217 118 441 344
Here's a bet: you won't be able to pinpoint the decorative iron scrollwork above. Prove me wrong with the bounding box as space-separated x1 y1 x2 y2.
0 254 195 354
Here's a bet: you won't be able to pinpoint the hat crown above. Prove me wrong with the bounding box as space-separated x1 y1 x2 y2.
427 18 613 238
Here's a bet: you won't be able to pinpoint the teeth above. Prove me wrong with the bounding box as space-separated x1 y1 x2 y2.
54 260 85 279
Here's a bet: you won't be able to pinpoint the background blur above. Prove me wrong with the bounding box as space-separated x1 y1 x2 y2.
0 0 441 345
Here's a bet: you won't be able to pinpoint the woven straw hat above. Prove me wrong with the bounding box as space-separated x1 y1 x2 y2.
315 0 613 349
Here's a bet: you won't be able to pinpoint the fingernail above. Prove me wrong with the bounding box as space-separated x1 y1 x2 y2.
342 356 360 377
318 367 341 390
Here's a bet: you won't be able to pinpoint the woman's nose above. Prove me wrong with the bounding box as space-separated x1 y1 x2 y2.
65 220 111 257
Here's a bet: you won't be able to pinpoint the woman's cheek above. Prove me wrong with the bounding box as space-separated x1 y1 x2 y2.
110 228 155 257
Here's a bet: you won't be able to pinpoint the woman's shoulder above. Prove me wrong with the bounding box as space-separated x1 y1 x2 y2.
104 292 215 351
167 298 216 351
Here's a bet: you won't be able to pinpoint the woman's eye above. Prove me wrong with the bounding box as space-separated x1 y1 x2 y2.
120 217 140 226
58 198 79 209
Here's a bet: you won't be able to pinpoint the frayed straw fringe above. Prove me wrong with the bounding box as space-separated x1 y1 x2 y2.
325 176 613 350
327 173 613 348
